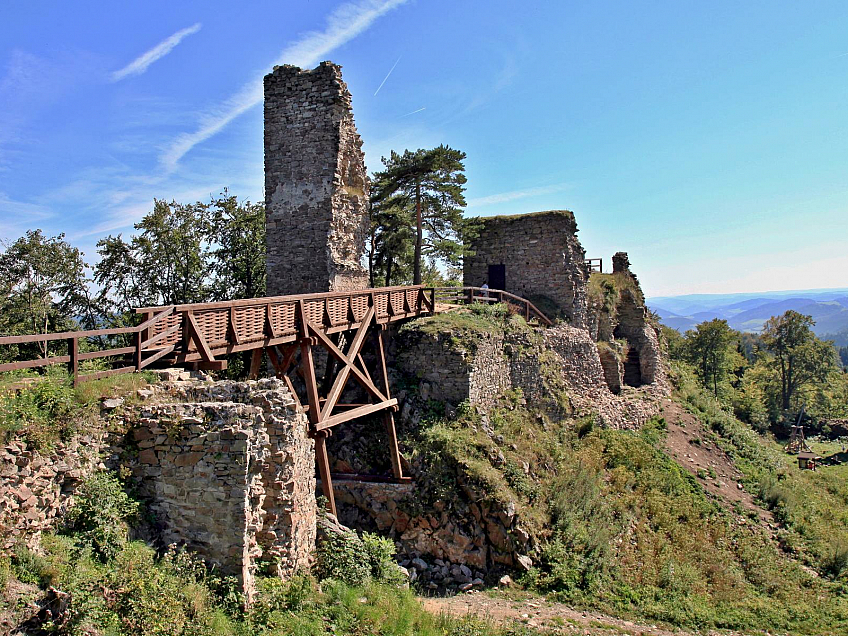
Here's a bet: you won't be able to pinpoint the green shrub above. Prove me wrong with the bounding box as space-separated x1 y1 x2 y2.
316 527 404 587
0 372 76 446
11 545 50 586
64 470 140 560
822 540 848 579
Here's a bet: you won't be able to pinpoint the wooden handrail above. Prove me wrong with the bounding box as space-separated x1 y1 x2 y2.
433 286 553 326
0 287 438 384
133 285 427 313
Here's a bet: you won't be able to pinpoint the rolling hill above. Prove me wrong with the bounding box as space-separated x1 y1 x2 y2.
648 288 848 335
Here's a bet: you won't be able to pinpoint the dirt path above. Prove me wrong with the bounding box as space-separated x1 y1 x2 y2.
656 399 772 523
422 591 714 635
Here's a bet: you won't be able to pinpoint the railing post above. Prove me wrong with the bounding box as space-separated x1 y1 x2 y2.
135 329 143 371
67 337 78 387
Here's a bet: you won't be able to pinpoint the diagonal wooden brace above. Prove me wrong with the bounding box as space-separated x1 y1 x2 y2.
317 306 375 420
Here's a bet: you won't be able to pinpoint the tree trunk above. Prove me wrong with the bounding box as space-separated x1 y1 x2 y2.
368 226 375 288
413 179 422 285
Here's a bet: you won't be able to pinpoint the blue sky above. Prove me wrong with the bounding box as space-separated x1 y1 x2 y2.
1 0 847 297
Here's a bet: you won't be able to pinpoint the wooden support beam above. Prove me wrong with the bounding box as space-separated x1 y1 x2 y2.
376 326 392 398
196 360 228 371
186 312 215 362
249 348 263 379
318 307 375 421
140 343 176 369
314 431 336 515
67 337 79 387
228 306 242 345
314 398 398 431
383 410 404 480
267 345 284 375
308 314 386 406
298 302 321 429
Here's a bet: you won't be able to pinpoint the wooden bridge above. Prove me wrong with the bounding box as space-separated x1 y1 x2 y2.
0 285 550 514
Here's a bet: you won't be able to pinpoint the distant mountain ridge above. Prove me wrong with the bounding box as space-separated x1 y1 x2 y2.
647 288 848 336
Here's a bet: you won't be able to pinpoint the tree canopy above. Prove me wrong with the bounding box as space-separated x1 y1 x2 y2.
0 230 93 358
760 310 838 412
682 319 742 397
370 145 470 285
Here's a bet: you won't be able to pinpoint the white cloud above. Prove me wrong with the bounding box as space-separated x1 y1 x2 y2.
110 23 202 82
466 183 571 209
0 192 53 240
159 0 408 170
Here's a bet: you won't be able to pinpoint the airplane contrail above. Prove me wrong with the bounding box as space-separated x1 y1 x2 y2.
401 106 426 117
374 56 401 95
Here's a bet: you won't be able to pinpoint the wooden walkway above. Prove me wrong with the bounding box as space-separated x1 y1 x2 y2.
0 285 550 513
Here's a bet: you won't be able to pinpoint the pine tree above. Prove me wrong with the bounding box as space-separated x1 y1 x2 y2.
370 145 468 285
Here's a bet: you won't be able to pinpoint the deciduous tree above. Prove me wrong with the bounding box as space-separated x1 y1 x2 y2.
761 310 837 412
0 230 93 358
682 319 742 397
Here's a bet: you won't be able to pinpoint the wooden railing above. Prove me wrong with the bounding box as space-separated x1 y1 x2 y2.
434 286 553 326
0 284 553 386
0 286 437 386
585 258 602 273
0 307 177 386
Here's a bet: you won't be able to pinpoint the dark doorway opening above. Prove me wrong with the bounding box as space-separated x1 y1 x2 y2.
487 264 506 291
623 347 643 387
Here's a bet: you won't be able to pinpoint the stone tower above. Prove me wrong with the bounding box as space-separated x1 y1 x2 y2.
264 62 369 295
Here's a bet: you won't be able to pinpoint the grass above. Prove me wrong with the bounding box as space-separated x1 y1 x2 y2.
587 272 645 317
399 303 531 354
2 536 536 636
396 311 848 634
0 366 155 449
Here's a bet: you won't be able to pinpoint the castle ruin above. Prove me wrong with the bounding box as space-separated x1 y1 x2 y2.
264 62 369 295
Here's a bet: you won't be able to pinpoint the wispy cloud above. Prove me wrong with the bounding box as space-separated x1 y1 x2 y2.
160 0 408 170
374 55 401 95
0 192 53 239
466 183 571 209
111 23 202 82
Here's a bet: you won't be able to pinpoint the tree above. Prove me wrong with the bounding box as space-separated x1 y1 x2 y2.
760 310 837 412
207 192 266 300
370 145 468 285
368 196 414 286
682 319 742 397
0 230 93 358
95 199 213 316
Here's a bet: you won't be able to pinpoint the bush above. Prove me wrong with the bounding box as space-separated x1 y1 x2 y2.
316 526 405 587
64 470 140 560
0 372 76 446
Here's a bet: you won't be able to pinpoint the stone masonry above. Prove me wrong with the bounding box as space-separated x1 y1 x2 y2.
264 62 369 295
0 433 107 555
130 378 316 602
464 210 589 326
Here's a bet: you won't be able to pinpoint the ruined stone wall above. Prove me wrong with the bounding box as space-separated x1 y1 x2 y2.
0 433 108 555
394 330 511 412
264 62 369 295
464 211 589 327
130 379 316 601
